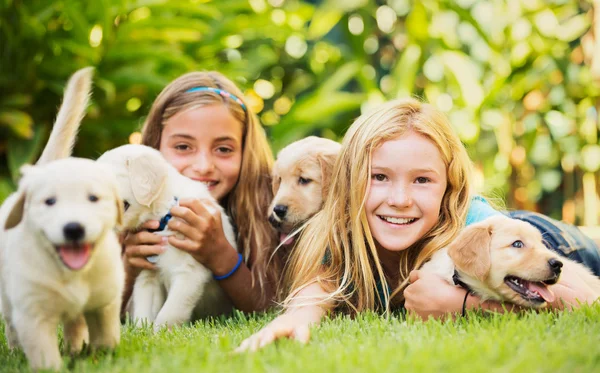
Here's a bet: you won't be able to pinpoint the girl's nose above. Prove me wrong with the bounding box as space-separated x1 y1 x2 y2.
192 152 215 174
387 186 413 208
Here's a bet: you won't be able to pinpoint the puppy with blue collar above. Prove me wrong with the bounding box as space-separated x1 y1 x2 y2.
97 144 238 330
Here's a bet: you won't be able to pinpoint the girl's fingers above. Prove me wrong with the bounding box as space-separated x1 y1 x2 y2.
293 325 310 344
140 220 160 230
408 270 420 284
170 205 204 226
167 218 203 242
126 244 166 258
179 198 218 217
258 330 277 349
167 236 199 252
128 257 157 271
123 231 163 246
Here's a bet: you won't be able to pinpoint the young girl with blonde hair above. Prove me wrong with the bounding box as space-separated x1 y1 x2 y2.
122 71 281 312
237 98 600 350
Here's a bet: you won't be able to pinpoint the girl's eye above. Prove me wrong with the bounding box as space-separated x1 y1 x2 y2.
216 146 233 154
415 177 430 184
45 197 56 206
511 240 524 248
88 194 99 202
174 144 190 151
123 201 130 212
372 174 387 182
298 177 312 185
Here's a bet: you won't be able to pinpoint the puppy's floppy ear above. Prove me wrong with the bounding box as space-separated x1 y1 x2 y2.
447 222 493 281
127 152 168 207
317 152 337 200
4 190 26 229
5 165 36 229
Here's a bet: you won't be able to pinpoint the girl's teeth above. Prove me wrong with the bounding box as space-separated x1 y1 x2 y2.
380 216 416 225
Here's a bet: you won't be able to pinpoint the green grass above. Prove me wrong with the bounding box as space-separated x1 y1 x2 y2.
1 305 600 372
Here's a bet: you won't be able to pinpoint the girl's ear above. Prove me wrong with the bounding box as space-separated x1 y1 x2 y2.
447 222 493 281
317 152 337 200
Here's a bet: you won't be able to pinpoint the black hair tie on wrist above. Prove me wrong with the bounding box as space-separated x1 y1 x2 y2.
462 289 472 317
453 270 473 318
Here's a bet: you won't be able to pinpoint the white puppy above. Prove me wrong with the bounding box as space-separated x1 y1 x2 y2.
97 144 238 330
0 158 124 371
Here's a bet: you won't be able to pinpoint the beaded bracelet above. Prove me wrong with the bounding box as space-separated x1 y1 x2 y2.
213 253 243 281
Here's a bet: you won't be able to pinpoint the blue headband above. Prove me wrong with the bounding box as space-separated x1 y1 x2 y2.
185 87 247 111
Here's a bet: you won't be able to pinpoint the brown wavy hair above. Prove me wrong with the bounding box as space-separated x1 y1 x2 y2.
141 71 279 302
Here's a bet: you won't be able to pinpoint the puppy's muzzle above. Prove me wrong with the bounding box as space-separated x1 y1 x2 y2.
269 205 288 229
63 222 85 241
273 205 288 218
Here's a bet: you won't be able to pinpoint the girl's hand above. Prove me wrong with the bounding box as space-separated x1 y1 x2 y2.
404 270 466 320
122 220 166 277
167 198 236 274
235 307 323 352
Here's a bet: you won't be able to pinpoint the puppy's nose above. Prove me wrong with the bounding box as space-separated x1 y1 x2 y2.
63 222 85 241
548 258 563 275
273 205 288 218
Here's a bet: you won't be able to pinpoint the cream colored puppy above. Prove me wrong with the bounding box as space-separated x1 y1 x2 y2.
0 158 124 371
97 144 238 330
269 136 341 246
421 215 600 308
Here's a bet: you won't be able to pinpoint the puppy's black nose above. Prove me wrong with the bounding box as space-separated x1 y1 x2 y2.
273 205 288 218
548 258 563 275
63 222 85 241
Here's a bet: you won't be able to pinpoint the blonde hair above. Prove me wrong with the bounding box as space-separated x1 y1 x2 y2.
283 98 474 313
141 71 279 301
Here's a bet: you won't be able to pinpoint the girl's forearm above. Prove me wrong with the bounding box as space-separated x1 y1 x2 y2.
212 247 275 312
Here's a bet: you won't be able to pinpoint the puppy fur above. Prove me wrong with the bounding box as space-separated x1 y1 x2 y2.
0 159 124 371
97 144 238 330
422 215 600 308
269 136 341 245
0 67 121 371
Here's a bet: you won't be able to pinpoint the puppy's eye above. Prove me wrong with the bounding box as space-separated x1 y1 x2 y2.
511 240 524 248
88 194 99 202
298 177 312 185
45 197 56 206
123 201 130 212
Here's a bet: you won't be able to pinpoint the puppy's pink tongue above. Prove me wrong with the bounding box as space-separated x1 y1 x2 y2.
528 282 555 303
58 243 92 270
279 233 295 246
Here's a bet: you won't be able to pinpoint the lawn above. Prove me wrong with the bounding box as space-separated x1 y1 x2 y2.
1 305 599 372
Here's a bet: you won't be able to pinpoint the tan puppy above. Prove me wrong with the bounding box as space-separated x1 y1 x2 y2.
269 136 341 246
421 215 600 308
97 144 237 330
0 158 124 371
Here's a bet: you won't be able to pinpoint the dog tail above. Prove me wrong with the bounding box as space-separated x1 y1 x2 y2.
37 67 94 165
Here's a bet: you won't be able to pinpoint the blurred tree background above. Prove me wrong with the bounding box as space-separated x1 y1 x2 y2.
1 0 599 225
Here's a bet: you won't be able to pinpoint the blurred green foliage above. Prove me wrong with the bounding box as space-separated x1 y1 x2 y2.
1 0 599 224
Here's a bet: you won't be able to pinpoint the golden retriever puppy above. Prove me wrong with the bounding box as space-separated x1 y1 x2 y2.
0 158 124 371
421 215 600 308
97 144 237 330
269 136 341 246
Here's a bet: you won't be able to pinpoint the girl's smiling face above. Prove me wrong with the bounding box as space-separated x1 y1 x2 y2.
159 104 243 202
365 131 447 253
